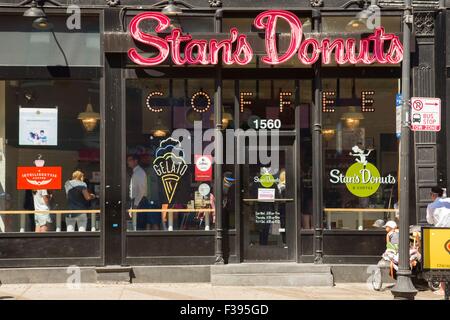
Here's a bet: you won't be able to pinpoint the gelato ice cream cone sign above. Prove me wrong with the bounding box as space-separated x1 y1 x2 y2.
153 138 188 203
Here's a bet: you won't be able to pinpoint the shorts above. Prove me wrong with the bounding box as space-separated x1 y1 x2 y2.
34 213 52 227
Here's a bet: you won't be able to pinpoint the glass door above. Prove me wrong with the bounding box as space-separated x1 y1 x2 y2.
241 136 296 261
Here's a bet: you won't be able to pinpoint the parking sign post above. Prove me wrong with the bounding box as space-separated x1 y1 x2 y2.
410 97 441 132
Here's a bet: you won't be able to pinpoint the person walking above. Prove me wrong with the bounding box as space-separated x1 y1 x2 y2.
64 170 95 232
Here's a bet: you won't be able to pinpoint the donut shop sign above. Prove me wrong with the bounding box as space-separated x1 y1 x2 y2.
128 10 404 66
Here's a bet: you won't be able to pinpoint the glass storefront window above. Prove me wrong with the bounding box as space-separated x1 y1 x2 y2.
0 16 100 67
0 80 101 233
323 78 399 230
126 79 216 231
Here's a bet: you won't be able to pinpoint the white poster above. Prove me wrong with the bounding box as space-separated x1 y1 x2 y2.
258 188 275 202
19 107 58 146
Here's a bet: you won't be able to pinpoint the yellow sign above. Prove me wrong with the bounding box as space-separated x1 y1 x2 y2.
422 227 450 270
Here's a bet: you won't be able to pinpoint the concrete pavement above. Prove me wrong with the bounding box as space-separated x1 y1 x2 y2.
0 283 445 300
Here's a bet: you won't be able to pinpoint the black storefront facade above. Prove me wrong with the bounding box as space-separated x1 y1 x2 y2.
0 0 449 278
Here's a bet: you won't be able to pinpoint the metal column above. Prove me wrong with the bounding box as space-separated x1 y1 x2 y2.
311 9 324 264
391 0 418 300
214 9 224 264
103 8 125 266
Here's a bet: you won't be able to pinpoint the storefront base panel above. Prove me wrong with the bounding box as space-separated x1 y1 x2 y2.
300 232 314 256
0 258 102 269
323 256 382 264
0 266 98 284
298 255 315 263
226 255 240 264
323 232 386 256
0 234 101 267
126 232 215 259
125 256 217 266
210 264 334 287
330 264 395 283
223 233 237 258
131 265 211 283
0 264 395 284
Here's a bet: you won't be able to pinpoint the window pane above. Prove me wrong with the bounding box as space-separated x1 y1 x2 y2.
323 78 399 230
0 80 101 233
126 79 216 231
0 16 100 67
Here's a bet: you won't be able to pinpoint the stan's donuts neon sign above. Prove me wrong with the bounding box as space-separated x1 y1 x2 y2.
128 10 403 66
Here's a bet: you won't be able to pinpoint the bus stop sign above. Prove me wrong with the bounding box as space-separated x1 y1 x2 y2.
411 97 441 132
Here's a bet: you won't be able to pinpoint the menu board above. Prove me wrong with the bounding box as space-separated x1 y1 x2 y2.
255 210 280 224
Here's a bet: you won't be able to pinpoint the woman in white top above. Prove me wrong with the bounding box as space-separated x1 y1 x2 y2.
32 189 52 232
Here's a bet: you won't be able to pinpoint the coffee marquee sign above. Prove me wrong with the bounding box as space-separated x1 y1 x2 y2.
128 10 404 67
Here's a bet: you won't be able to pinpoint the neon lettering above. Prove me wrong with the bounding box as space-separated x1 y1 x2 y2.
128 11 404 67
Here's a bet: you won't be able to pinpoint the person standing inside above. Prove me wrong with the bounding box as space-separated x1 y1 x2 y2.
32 189 52 232
64 170 95 232
127 154 156 230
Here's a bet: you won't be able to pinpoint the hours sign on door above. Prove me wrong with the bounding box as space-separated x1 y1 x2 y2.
410 97 441 132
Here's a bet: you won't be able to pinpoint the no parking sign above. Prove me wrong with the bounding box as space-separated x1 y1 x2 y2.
410 97 441 132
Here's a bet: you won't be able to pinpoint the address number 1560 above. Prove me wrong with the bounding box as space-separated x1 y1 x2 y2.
252 119 281 130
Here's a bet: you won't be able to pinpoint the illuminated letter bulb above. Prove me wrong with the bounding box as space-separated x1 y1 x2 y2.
240 92 253 113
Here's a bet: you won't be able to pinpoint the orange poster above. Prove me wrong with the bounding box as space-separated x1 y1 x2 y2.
17 166 62 190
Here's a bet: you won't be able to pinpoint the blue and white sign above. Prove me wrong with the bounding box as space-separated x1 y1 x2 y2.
395 93 402 139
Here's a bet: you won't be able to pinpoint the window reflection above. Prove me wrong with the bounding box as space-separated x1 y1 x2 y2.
0 80 101 233
126 79 216 232
323 78 399 230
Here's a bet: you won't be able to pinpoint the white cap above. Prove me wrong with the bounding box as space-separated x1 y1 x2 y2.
372 219 385 228
383 221 397 229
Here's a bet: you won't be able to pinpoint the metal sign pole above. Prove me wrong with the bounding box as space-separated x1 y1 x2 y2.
391 0 418 300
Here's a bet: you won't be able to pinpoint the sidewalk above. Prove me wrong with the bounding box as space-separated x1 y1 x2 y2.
0 283 444 300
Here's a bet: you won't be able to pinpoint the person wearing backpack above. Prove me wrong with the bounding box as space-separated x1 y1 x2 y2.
64 170 95 232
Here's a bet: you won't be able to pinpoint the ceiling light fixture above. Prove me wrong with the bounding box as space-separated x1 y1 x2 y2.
78 98 100 132
162 0 183 15
22 0 62 30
